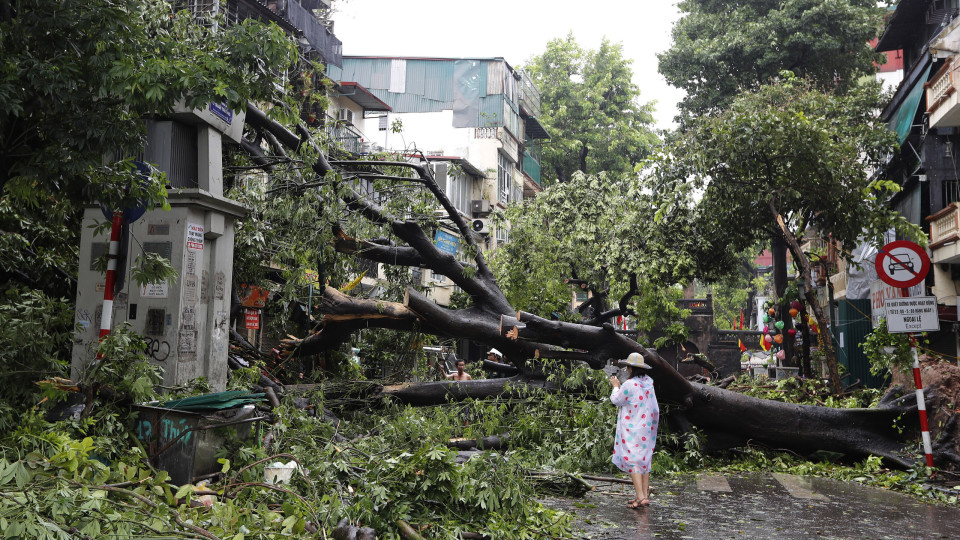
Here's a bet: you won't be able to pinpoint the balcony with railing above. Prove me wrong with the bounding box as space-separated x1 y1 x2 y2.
928 202 960 263
169 1 341 66
221 0 342 67
517 70 550 140
518 70 541 119
522 149 541 185
926 57 960 128
325 113 364 154
473 127 520 161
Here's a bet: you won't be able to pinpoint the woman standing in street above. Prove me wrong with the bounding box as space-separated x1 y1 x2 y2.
608 352 660 508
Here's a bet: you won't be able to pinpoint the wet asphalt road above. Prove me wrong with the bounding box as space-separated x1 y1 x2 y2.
543 472 960 539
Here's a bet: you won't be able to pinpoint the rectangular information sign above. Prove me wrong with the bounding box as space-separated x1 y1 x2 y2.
434 229 460 256
884 296 939 333
870 279 922 326
244 308 260 330
186 223 204 250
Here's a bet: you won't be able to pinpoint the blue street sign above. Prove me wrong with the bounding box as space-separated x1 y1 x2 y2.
209 102 234 123
434 230 460 256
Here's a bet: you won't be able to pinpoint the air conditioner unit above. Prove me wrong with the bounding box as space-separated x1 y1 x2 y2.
471 218 490 235
337 108 355 124
471 199 492 217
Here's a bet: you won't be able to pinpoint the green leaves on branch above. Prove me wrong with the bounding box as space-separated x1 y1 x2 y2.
525 34 659 184
1 0 298 208
660 0 885 122
861 319 916 377
651 78 919 262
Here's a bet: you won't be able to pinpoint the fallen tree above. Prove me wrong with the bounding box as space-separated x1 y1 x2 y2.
241 103 946 470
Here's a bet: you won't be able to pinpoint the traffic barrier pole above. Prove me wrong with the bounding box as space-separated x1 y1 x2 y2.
97 212 124 355
909 334 935 468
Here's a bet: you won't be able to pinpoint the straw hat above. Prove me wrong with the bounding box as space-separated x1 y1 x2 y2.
618 352 652 370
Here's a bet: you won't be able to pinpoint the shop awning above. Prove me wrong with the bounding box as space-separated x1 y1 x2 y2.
888 64 931 145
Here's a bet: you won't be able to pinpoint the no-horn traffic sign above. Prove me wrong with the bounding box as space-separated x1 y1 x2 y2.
875 240 929 289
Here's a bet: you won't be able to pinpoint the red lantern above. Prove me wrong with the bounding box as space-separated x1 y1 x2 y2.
791 300 803 310
787 328 797 338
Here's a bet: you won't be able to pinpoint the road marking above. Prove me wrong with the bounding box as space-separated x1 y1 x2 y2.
696 474 732 492
772 473 827 500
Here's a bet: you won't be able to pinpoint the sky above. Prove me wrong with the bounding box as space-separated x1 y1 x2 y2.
331 0 686 130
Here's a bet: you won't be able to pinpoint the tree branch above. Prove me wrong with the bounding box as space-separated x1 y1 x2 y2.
770 200 841 394
332 226 426 267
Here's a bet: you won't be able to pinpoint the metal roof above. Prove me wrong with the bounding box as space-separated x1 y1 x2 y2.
327 57 534 131
334 82 392 112
524 116 550 140
876 0 932 52
344 55 511 68
416 155 484 178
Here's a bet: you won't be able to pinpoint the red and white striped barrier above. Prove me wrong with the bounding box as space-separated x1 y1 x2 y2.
910 341 935 468
97 212 124 352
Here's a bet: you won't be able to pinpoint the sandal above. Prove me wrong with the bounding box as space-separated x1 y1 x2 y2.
638 498 650 507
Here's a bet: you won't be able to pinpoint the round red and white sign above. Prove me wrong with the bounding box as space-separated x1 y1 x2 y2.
875 240 929 289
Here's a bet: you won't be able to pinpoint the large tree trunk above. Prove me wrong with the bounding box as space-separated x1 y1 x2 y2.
282 286 925 468
336 372 922 468
771 207 842 394
246 102 934 470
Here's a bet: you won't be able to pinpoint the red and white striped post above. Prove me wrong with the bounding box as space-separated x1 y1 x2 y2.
97 211 124 354
900 284 934 467
909 334 935 468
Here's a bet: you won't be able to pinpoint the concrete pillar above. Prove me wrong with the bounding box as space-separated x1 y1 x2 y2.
72 109 247 391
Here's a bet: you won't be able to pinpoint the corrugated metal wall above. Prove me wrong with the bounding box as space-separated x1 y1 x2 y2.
328 58 521 130
834 299 888 389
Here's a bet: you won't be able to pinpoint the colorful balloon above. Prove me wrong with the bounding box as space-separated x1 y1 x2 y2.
791 300 803 310
776 350 786 361
768 308 776 316
763 325 769 334
774 334 784 344
789 308 799 318
764 334 773 344
787 328 797 337
774 321 785 330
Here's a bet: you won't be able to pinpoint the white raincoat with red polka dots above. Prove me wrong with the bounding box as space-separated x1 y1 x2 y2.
610 374 659 474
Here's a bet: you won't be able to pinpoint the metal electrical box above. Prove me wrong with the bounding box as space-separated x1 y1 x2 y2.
72 109 247 391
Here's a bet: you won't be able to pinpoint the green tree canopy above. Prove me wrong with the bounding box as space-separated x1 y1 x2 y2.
658 0 884 123
0 0 298 296
655 77 915 256
525 34 659 184
1 0 297 207
489 171 738 344
652 76 920 389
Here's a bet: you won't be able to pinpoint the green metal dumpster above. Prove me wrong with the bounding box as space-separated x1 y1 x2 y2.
132 392 266 484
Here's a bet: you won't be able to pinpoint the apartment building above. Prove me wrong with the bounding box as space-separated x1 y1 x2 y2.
325 56 551 306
